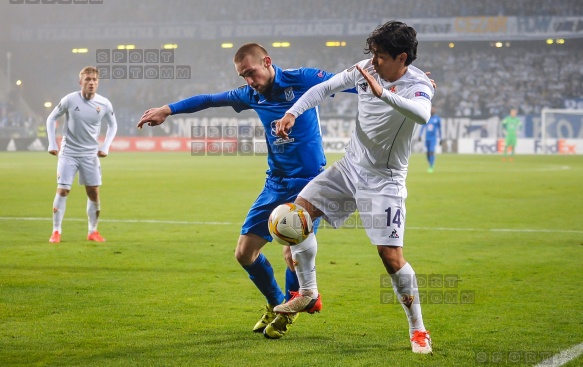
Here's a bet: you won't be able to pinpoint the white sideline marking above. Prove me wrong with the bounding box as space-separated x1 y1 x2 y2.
534 342 583 367
0 217 233 225
1 217 582 234
439 165 571 173
408 226 583 234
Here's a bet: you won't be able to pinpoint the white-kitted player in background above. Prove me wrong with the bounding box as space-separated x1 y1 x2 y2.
47 66 117 244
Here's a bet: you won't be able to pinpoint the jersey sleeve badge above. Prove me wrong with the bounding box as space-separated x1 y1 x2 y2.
414 91 430 100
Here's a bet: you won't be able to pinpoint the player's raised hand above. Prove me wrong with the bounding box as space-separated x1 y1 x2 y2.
425 71 437 89
275 113 296 139
137 105 171 129
356 65 384 98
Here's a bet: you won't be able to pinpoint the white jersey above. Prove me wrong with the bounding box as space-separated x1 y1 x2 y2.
288 59 433 182
47 91 117 157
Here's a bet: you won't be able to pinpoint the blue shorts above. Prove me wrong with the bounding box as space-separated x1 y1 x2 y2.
425 138 437 153
241 174 321 241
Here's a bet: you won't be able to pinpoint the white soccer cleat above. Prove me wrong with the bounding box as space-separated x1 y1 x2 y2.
411 330 432 354
273 291 322 314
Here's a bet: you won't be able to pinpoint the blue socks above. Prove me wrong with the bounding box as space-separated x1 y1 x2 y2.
242 253 284 306
427 153 435 167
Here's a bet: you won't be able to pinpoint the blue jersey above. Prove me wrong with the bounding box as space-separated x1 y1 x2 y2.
169 65 335 178
419 114 442 142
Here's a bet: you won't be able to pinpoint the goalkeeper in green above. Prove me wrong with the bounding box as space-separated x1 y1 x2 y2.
502 108 521 161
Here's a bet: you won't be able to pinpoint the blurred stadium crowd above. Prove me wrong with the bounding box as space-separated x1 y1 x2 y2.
10 0 583 23
1 0 582 137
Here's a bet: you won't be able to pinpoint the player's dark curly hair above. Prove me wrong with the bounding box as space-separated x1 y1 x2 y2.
365 21 418 66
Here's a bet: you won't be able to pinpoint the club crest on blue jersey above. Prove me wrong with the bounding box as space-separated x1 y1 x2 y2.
271 120 294 145
284 87 294 101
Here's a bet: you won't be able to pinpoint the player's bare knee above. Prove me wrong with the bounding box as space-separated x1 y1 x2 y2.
377 246 406 274
85 186 99 202
57 188 70 197
235 235 264 266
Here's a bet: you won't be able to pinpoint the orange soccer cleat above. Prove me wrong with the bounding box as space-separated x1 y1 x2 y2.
411 330 433 354
49 231 61 243
87 231 106 242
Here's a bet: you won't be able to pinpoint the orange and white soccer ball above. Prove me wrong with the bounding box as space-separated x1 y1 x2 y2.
268 203 313 246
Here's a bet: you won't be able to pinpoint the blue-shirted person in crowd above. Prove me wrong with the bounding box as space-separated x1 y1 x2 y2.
136 43 353 339
418 106 442 173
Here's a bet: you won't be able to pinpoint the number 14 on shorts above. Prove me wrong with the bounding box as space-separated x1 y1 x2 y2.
385 207 403 227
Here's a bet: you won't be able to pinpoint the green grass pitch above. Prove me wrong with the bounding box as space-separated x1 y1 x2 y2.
1 152 582 367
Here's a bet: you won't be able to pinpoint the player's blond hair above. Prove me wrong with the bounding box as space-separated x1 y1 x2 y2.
79 66 99 79
233 43 268 63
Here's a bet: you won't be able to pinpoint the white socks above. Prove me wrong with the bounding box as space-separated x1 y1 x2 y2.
87 199 100 233
53 194 101 234
52 193 67 233
390 262 426 337
290 232 318 298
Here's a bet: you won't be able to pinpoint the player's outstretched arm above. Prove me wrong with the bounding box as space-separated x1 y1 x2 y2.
137 105 172 129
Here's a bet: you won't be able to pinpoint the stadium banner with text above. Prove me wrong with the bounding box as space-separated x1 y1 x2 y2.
0 137 194 153
105 137 193 152
9 16 583 42
2 137 582 154
564 99 583 110
457 138 583 154
0 136 350 154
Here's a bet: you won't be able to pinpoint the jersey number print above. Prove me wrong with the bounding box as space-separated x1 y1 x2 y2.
385 207 403 227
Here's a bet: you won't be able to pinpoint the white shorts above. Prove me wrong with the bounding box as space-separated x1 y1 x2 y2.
298 157 407 246
57 155 102 189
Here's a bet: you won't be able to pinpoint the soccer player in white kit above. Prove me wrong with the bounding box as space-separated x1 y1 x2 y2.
274 21 434 354
47 66 118 243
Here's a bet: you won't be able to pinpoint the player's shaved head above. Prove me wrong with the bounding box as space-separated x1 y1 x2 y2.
234 43 268 63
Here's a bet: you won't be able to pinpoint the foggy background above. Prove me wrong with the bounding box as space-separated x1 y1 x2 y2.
1 0 582 139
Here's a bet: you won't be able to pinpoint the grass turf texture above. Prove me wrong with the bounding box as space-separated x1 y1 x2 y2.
1 152 582 367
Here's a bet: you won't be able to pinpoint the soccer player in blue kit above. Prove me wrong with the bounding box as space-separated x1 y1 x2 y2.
418 106 442 173
137 43 350 339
